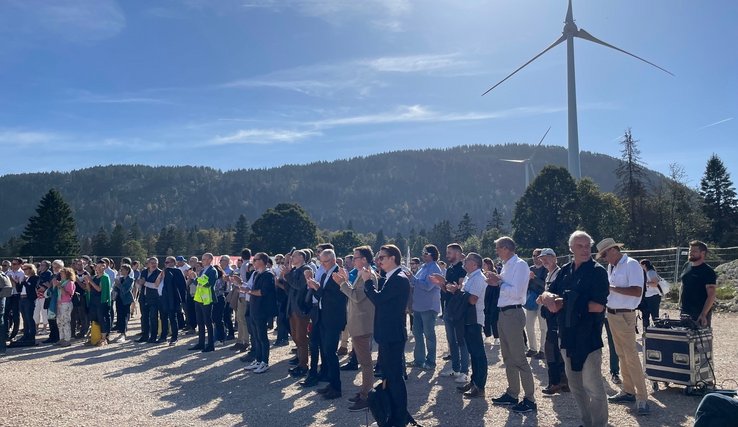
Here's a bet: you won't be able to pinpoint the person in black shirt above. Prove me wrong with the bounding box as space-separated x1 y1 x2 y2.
429 243 469 381
541 231 609 427
680 240 717 327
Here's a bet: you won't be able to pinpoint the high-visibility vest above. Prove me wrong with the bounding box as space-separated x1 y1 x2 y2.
194 275 212 305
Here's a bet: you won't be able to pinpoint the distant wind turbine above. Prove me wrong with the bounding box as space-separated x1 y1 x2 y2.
501 127 551 188
483 0 673 180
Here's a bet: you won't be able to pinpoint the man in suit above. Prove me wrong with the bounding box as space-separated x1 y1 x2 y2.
306 249 347 399
363 244 411 426
156 256 188 345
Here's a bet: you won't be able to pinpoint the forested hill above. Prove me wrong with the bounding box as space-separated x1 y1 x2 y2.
0 144 664 241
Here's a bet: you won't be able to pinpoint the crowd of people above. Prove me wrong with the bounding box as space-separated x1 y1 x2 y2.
0 233 719 427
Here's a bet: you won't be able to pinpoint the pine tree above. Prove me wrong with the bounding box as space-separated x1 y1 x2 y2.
429 220 453 257
700 154 738 244
373 229 386 253
456 213 476 242
91 227 110 256
108 224 126 257
487 208 504 232
20 189 80 257
232 214 251 254
615 128 649 245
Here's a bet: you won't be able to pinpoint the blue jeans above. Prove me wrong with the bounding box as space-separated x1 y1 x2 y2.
443 317 469 374
20 297 36 340
0 296 6 353
212 296 226 342
412 310 438 367
695 393 738 427
465 323 488 388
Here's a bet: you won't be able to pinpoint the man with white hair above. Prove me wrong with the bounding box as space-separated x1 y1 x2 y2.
541 231 609 427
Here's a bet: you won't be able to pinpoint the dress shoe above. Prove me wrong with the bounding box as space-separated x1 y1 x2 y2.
336 347 348 356
240 353 256 363
463 385 484 399
340 362 359 371
289 367 308 378
316 386 331 394
168 339 178 346
147 339 158 344
273 339 289 347
300 375 320 388
155 338 168 344
442 354 451 361
456 382 473 393
541 384 562 395
288 356 299 366
188 345 205 351
525 349 537 357
231 343 245 351
348 393 362 403
136 336 149 343
202 346 215 353
290 348 298 354
348 398 369 411
323 389 342 400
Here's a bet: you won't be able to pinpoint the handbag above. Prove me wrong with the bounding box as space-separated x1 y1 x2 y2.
657 277 671 296
226 287 240 310
523 289 539 310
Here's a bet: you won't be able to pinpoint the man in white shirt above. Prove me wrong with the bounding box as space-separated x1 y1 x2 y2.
456 253 488 399
597 238 650 415
486 237 536 413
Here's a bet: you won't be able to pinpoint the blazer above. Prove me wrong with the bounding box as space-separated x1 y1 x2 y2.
283 264 311 317
118 276 135 306
340 274 374 337
312 264 347 331
364 269 410 345
160 267 187 311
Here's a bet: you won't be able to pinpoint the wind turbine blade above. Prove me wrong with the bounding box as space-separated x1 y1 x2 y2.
575 29 674 76
565 0 573 24
482 34 567 96
528 126 551 161
500 159 526 163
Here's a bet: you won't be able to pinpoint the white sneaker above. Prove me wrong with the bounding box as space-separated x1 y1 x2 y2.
493 338 500 346
245 360 260 370
454 373 469 384
254 362 270 374
440 369 459 377
118 335 127 343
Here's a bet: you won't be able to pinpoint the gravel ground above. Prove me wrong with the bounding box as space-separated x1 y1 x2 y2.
2 308 734 426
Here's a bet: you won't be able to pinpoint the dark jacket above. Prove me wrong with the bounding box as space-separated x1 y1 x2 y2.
365 269 410 345
160 267 187 311
250 270 277 321
118 276 135 306
283 264 311 316
311 265 347 331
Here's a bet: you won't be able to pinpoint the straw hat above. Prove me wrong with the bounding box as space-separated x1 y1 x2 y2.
596 238 624 257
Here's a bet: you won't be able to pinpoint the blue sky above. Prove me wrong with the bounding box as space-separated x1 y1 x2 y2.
1 0 736 187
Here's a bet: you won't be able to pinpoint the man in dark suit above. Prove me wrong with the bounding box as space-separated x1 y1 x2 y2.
363 244 411 426
157 256 188 345
306 249 347 400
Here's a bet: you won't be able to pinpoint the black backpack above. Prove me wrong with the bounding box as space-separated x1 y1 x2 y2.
367 380 421 427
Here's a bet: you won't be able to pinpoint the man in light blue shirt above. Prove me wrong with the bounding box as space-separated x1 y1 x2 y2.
409 245 442 370
457 253 488 398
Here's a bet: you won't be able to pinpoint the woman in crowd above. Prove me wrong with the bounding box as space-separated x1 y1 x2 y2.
640 259 662 330
85 260 112 347
244 252 276 374
113 264 134 343
17 263 39 344
482 257 501 346
55 267 76 347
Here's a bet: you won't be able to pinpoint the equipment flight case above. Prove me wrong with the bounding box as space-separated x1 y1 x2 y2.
643 319 714 395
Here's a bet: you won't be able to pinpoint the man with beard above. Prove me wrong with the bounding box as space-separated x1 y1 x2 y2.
680 240 717 327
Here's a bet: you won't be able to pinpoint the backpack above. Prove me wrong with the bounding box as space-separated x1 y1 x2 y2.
368 380 421 427
0 271 12 298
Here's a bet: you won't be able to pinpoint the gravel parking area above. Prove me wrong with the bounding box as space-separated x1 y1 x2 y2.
2 308 734 426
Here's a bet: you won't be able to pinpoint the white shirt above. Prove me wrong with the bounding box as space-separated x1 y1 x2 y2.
8 269 24 295
644 269 661 298
318 265 338 309
607 254 644 310
239 263 253 301
177 263 191 274
463 269 486 326
497 254 530 307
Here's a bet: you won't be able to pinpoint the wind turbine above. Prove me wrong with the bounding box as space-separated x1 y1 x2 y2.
482 0 673 180
500 126 551 188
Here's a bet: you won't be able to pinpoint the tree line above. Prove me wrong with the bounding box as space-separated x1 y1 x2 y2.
1 131 736 261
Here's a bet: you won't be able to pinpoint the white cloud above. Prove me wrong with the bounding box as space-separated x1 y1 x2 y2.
68 90 170 105
239 0 411 31
362 54 468 73
210 129 320 145
0 129 60 145
1 0 126 44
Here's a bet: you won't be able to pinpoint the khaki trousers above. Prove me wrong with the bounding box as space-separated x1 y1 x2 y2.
351 333 374 399
236 298 249 345
608 310 648 401
498 308 535 401
563 348 608 427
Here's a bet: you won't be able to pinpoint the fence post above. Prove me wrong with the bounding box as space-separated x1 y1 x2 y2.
674 247 681 284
